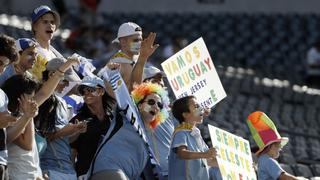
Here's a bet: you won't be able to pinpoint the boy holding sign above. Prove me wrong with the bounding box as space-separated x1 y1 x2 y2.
168 95 217 180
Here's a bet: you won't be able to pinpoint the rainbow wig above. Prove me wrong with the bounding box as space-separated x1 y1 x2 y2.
131 82 170 129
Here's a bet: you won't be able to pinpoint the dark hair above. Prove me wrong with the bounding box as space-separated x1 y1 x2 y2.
171 95 195 124
0 34 18 63
34 70 59 133
42 70 50 81
34 95 59 133
78 85 115 117
1 74 39 114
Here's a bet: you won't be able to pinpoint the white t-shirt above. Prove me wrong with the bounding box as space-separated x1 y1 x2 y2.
7 137 42 179
0 89 8 112
0 89 8 165
37 45 57 61
29 43 59 81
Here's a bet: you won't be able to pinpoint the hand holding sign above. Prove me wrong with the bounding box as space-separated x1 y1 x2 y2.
208 125 256 180
205 147 217 159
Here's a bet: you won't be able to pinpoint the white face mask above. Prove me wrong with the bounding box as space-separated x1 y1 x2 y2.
194 106 204 116
143 104 154 122
130 42 141 53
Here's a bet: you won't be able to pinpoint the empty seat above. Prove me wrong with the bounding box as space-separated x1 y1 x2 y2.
293 146 310 161
278 152 296 164
310 164 320 176
292 164 314 178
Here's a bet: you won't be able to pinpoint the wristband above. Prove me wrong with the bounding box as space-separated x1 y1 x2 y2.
57 68 65 74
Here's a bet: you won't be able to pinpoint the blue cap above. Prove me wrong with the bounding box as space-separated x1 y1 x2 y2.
31 5 60 27
15 38 36 52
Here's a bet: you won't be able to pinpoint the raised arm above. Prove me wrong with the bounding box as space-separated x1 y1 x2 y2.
6 94 38 143
130 32 159 91
34 58 79 106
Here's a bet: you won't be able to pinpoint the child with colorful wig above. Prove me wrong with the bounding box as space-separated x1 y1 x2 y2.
247 111 300 180
168 95 217 180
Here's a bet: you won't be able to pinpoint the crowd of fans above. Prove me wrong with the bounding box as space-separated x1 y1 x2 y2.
0 4 310 180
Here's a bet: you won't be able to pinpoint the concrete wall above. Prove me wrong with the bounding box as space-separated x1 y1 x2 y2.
97 0 320 14
4 0 320 15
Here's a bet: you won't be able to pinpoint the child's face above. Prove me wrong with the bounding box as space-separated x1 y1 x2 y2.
269 142 282 159
185 98 203 124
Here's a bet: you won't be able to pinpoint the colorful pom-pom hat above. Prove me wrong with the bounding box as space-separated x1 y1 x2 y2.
247 111 289 155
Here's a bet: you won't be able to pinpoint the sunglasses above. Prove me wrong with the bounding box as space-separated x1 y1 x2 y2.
79 86 97 96
143 99 164 109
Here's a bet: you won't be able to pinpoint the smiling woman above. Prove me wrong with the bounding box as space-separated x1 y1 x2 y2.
70 76 116 177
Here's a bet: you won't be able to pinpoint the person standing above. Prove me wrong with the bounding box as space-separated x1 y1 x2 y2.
0 38 37 86
70 76 115 178
104 22 158 90
0 34 19 180
168 95 217 180
29 5 63 81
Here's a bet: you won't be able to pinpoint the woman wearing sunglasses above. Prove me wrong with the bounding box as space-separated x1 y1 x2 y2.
69 76 115 179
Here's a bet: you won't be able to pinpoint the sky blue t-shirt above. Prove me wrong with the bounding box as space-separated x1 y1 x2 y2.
40 95 75 174
0 64 15 87
258 154 284 180
91 118 149 180
145 115 177 176
209 167 222 180
168 129 210 180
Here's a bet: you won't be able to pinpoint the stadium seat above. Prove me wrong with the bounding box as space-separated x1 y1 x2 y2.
280 163 295 175
293 146 310 161
279 152 296 164
310 164 320 176
292 163 314 178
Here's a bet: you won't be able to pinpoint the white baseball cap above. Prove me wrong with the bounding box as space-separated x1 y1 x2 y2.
112 22 142 43
143 66 166 80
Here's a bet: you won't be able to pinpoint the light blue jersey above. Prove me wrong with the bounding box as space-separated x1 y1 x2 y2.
146 116 177 176
168 129 210 180
209 167 222 180
90 117 149 180
258 154 284 180
0 64 15 86
40 96 76 175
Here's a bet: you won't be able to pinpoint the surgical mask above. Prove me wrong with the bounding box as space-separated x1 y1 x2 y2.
130 42 141 53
